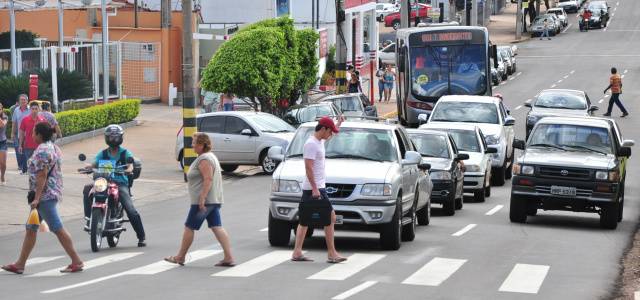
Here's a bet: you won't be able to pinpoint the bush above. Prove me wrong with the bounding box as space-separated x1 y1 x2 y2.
56 99 140 136
33 69 93 102
0 74 51 108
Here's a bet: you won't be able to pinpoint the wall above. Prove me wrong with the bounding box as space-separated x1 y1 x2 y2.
199 0 275 24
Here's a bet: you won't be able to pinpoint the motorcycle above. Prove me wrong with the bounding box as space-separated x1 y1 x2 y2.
78 153 141 252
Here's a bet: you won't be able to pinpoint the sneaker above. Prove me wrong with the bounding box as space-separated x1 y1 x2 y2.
622 113 629 117
138 239 146 247
603 113 611 116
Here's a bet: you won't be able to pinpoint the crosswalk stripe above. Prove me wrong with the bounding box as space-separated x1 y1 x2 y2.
332 281 378 300
452 224 476 237
485 205 504 215
28 252 143 277
42 249 221 294
308 254 385 281
0 256 63 273
402 258 467 286
498 263 550 294
212 250 294 278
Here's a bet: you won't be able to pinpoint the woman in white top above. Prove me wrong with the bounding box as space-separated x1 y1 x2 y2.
165 133 235 267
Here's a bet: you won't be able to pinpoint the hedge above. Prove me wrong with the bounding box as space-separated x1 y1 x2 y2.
2 99 140 139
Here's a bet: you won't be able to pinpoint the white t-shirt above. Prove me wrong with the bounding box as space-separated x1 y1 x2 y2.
301 136 326 190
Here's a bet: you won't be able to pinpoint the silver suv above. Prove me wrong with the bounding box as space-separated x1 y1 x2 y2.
267 121 432 250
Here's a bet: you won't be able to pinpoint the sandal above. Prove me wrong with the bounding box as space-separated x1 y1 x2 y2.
214 260 236 267
164 256 185 266
1 264 24 274
60 263 84 273
291 256 314 262
327 257 348 264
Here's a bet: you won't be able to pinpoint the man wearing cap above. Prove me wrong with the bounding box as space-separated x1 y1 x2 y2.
291 116 347 264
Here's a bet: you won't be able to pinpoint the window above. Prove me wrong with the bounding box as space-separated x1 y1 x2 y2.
225 116 252 135
394 130 410 158
383 44 396 53
199 116 224 133
478 130 489 151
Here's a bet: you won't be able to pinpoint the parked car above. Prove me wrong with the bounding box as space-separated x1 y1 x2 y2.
547 7 568 27
419 123 496 202
376 3 399 21
531 16 558 37
378 42 396 66
510 117 633 229
498 46 517 75
321 93 378 118
384 3 430 30
283 102 340 128
493 57 506 83
408 129 468 215
175 111 295 174
558 0 580 13
267 121 433 250
545 14 563 33
496 51 509 80
524 89 598 139
426 95 516 186
586 1 610 28
491 64 501 86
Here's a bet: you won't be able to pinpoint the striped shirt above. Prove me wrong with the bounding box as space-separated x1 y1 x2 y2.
610 74 622 94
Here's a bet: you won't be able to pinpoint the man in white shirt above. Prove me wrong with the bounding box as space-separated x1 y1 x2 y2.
291 116 347 264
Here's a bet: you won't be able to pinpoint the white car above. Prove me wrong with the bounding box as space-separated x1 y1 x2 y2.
418 123 495 202
557 0 580 13
425 95 516 186
377 42 396 66
547 8 568 27
376 3 399 21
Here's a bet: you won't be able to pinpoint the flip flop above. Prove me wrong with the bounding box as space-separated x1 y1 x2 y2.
214 261 236 267
327 257 348 264
60 263 84 273
291 256 314 262
1 264 24 274
163 256 185 266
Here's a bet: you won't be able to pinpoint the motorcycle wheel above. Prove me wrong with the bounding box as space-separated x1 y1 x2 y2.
107 233 120 248
90 208 105 252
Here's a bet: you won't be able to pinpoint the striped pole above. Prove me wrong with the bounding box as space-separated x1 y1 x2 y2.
182 0 197 180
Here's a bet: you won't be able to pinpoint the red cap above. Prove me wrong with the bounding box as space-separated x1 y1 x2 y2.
318 116 339 133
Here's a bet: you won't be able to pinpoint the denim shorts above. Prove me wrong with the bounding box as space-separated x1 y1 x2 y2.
26 198 64 233
185 204 222 230
0 140 7 151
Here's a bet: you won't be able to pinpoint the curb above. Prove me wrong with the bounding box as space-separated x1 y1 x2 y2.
54 120 139 147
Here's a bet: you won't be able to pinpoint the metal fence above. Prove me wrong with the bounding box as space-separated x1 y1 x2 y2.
120 42 161 100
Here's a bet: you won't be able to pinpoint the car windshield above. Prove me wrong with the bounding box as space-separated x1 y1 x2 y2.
442 129 480 152
287 127 398 162
409 133 450 158
410 44 487 99
534 92 587 109
588 3 607 11
431 101 499 124
326 97 364 113
246 114 295 133
550 10 563 15
529 124 613 154
286 105 335 124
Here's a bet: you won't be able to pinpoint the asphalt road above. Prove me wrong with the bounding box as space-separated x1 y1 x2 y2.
2 2 640 299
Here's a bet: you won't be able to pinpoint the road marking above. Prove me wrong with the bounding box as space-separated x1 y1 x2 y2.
499 264 550 294
259 227 268 232
557 79 563 83
500 81 507 85
624 69 628 74
452 224 477 237
402 258 467 286
599 99 604 104
29 252 143 277
563 75 569 79
485 205 504 215
509 77 515 81
42 249 221 294
562 23 572 33
570 70 575 74
605 94 610 98
516 72 522 76
616 1 619 5
332 281 378 300
0 256 63 273
213 250 293 278
308 254 385 281
550 84 557 88
515 105 523 111
621 75 625 79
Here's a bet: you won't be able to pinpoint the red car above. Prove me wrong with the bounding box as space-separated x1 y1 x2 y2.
384 4 431 30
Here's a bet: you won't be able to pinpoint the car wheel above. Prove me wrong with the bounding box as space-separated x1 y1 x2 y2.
221 164 239 173
485 182 491 197
502 73 508 81
380 198 402 250
526 201 538 216
260 151 278 174
401 202 417 242
268 212 292 247
618 183 625 222
505 150 514 180
442 192 455 216
491 166 506 186
393 20 400 30
512 64 517 74
509 194 527 223
600 203 619 229
417 191 431 225
474 186 486 203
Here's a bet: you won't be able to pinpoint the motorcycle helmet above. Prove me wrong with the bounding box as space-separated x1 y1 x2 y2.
104 124 124 148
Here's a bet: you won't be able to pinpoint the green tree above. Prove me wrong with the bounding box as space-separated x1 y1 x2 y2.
289 29 319 106
0 74 51 108
0 30 38 49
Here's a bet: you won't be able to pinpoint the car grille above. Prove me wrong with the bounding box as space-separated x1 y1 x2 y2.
538 166 591 181
325 184 356 198
535 186 593 198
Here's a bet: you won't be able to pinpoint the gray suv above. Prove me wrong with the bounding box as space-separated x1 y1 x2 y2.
510 117 633 229
267 121 432 250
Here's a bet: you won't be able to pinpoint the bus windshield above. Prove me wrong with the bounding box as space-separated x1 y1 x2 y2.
410 44 487 99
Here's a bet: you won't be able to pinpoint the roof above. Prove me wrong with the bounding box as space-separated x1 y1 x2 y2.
438 95 501 104
406 128 449 136
321 93 363 101
299 120 398 131
0 0 125 9
420 122 479 131
536 116 611 128
196 111 270 118
397 25 487 36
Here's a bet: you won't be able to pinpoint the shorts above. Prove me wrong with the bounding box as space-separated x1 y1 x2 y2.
0 140 7 151
26 198 64 233
185 204 222 230
384 83 394 90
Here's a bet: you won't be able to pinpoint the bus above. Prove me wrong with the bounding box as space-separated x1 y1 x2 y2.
394 25 496 127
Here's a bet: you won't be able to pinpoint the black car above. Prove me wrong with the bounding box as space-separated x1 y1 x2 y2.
283 102 340 127
587 1 610 28
524 89 598 139
321 93 378 118
408 129 468 216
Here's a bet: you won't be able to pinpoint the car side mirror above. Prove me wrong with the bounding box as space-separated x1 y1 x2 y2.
588 106 599 112
504 117 515 126
456 153 470 161
524 102 532 108
402 151 422 165
268 146 285 162
485 147 498 154
617 146 631 158
78 153 86 161
241 128 253 136
513 139 525 150
622 140 635 147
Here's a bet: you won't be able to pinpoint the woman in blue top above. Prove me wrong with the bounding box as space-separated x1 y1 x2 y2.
383 64 396 103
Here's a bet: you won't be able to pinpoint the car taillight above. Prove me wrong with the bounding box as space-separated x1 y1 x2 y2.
177 126 183 137
407 101 433 111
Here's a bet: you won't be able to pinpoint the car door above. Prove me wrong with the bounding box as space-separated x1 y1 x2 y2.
499 102 515 158
449 135 464 199
394 129 416 212
221 116 257 163
198 115 227 161
477 129 492 186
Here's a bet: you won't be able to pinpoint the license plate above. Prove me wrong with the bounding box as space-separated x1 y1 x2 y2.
335 215 344 225
550 186 577 197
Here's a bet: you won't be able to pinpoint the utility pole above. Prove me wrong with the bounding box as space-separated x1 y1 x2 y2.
400 0 409 29
101 0 110 103
134 0 139 28
471 0 477 26
449 0 456 22
335 0 347 94
58 0 64 65
181 0 197 178
9 0 17 76
516 0 523 40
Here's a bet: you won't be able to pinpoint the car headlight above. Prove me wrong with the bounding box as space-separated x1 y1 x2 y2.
361 184 392 196
513 163 534 175
94 178 108 193
596 170 619 181
465 164 481 173
271 179 301 193
430 171 452 180
485 134 500 145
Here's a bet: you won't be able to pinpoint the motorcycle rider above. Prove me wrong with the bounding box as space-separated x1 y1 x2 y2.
82 125 146 247
581 9 592 32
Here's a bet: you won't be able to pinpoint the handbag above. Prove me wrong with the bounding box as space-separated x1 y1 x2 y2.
298 197 332 227
27 161 56 205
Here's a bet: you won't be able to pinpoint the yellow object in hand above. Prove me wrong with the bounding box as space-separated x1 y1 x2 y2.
27 209 40 226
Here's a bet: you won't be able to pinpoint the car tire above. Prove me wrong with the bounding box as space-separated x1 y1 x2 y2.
442 193 455 216
505 151 514 180
502 73 508 81
260 151 278 174
526 201 538 216
393 20 400 30
618 183 625 222
485 182 491 197
401 203 417 242
474 187 485 203
492 166 506 186
268 212 292 247
600 203 619 229
417 191 431 225
509 194 527 223
512 64 517 74
380 199 402 250
221 164 239 173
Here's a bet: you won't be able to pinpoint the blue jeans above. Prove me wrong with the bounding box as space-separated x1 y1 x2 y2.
541 29 550 39
14 140 25 171
21 148 35 174
223 103 233 111
606 93 628 115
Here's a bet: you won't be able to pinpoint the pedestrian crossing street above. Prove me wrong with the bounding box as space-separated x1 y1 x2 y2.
7 250 551 297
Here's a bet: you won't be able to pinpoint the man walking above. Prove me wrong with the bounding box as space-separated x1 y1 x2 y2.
40 102 62 141
10 95 30 173
541 18 551 40
603 67 629 117
18 102 45 173
291 116 347 264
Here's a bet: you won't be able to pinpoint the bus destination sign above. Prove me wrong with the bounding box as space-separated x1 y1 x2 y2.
421 32 473 42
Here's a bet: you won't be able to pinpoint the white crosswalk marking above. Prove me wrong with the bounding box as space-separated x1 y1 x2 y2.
28 252 143 277
402 258 467 286
332 281 378 300
308 254 385 281
485 205 504 215
259 227 268 232
452 224 476 236
0 256 63 273
499 264 550 294
42 249 221 294
515 105 522 110
213 250 294 278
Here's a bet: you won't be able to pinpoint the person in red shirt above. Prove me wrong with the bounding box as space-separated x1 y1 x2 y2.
19 102 46 173
603 67 628 117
